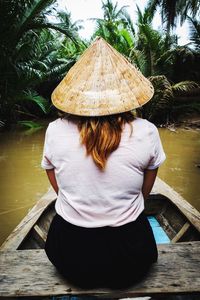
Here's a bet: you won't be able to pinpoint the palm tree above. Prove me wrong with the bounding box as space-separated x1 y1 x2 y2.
133 6 178 77
56 10 84 45
141 75 174 123
91 0 134 55
141 76 200 124
178 0 200 26
132 6 200 123
134 6 159 76
156 45 200 82
100 0 129 25
0 0 78 51
1 30 67 124
0 0 84 127
147 0 200 33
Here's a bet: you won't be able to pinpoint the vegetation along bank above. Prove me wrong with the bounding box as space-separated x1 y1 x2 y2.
0 0 200 130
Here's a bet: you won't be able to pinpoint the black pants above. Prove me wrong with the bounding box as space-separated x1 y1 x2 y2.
45 212 158 288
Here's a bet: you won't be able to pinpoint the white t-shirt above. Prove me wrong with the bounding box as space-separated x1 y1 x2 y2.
41 117 166 227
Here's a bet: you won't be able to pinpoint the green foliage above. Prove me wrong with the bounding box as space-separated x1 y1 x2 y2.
188 17 200 51
18 120 43 129
142 76 174 123
147 0 200 32
142 77 200 124
18 120 43 135
135 6 179 77
0 0 85 127
91 0 134 56
0 0 199 127
162 46 200 82
19 90 50 114
172 81 199 94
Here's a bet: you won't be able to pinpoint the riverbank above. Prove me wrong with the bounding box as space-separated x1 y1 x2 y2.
159 115 200 131
175 116 200 129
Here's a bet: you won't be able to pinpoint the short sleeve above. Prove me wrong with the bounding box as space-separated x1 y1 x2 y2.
147 123 166 170
41 125 54 169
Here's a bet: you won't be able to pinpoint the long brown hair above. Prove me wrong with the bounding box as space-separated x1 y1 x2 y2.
64 112 135 171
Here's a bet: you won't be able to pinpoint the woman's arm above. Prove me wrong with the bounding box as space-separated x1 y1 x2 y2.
46 169 59 195
142 168 158 201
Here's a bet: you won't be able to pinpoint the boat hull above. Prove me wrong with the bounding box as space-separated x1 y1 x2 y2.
1 177 200 251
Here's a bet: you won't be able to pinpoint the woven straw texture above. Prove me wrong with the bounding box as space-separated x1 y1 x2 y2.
52 37 154 116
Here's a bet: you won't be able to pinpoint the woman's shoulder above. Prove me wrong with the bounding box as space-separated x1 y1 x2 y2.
49 117 72 128
133 118 158 134
46 118 78 136
45 118 67 133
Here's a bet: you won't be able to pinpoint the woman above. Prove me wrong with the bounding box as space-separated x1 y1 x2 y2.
41 37 166 288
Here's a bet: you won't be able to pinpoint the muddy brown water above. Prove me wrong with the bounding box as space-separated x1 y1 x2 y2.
0 125 199 246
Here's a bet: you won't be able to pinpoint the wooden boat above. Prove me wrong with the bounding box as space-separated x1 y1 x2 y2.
0 177 200 299
1 177 200 251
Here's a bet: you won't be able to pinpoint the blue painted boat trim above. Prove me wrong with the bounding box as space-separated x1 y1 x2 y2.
148 216 170 244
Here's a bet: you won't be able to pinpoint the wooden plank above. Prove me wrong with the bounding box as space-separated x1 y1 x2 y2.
172 222 191 243
32 224 47 248
33 225 47 242
0 242 200 298
152 178 200 233
156 213 177 240
0 189 56 251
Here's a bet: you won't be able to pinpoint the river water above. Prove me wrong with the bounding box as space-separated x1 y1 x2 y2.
0 125 199 246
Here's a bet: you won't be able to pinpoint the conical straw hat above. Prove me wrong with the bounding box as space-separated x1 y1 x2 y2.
52 37 154 116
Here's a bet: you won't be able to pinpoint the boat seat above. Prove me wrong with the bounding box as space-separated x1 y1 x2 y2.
0 242 200 299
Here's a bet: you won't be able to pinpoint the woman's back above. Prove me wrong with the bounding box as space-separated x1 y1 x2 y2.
42 117 165 227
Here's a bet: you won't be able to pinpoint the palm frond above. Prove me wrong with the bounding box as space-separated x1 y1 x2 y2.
146 0 160 18
18 120 43 129
13 0 56 45
129 49 146 74
147 0 200 32
116 8 135 35
0 120 5 128
143 75 173 123
18 120 43 134
172 81 199 93
19 90 50 113
187 16 200 50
